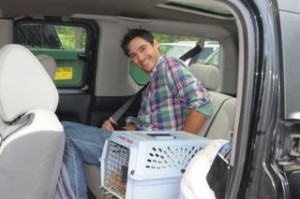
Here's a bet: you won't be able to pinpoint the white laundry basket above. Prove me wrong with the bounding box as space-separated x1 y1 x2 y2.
100 131 209 199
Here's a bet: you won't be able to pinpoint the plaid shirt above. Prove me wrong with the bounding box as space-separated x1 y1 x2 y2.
136 56 212 131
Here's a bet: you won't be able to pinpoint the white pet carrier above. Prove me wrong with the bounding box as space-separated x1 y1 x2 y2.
100 131 209 199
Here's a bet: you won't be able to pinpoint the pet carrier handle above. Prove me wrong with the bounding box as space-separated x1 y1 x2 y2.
147 133 176 140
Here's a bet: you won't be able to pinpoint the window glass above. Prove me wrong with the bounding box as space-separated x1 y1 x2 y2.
203 48 220 66
129 32 220 85
15 23 88 87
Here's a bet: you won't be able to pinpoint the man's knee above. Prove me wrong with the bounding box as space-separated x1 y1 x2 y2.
61 121 81 139
61 121 76 128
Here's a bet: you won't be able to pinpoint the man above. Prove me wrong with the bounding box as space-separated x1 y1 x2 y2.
63 29 213 199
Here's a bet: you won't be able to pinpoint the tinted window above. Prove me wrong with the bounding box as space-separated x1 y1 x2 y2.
15 22 90 88
203 48 220 66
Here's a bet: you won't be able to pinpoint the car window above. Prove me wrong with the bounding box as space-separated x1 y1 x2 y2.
162 45 194 58
203 48 220 66
129 61 149 85
14 20 93 88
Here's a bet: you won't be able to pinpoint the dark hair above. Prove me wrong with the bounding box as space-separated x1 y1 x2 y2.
121 29 154 56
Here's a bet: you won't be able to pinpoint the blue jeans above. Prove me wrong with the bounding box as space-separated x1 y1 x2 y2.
62 121 112 199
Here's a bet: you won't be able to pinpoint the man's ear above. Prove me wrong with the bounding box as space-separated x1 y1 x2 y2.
153 39 159 47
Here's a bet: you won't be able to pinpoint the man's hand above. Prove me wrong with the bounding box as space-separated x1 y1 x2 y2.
123 124 137 131
101 117 118 131
102 117 138 131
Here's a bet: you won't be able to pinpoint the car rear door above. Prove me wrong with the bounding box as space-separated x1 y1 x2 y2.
14 17 99 124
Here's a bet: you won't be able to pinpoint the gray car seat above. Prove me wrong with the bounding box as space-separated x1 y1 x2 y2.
0 44 64 199
36 54 57 80
190 64 221 92
190 63 236 140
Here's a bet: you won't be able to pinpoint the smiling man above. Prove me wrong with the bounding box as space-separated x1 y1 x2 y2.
62 29 213 199
128 38 160 74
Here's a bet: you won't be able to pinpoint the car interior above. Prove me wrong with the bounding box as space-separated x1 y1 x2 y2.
74 9 243 198
0 0 275 198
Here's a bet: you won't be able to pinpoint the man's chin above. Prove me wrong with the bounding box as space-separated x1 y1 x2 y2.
145 68 154 74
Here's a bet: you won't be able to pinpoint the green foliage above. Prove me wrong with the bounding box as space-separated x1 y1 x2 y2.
153 33 198 43
56 29 192 50
56 26 87 49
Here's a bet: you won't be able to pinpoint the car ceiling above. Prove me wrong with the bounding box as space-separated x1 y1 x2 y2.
0 0 236 32
0 0 179 18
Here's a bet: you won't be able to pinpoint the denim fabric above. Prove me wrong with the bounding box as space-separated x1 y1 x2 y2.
62 121 112 199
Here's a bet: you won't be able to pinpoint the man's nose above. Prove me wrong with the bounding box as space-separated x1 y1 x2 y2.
136 52 144 62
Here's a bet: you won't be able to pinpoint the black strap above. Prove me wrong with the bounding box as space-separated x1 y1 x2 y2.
206 144 231 199
180 44 203 62
110 42 203 124
110 84 148 122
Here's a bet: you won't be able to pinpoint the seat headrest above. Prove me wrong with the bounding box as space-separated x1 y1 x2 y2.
190 64 220 91
36 54 57 80
0 44 58 122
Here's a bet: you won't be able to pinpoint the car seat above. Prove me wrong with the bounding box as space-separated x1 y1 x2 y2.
36 54 57 80
0 44 64 199
190 63 236 140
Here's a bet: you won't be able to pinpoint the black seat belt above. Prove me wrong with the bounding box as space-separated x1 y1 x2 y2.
110 85 147 126
109 41 204 127
180 41 204 62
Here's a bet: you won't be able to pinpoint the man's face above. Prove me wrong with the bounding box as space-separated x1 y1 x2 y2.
127 37 161 75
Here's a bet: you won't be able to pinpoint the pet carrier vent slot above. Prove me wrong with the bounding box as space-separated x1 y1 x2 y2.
145 145 202 170
104 141 130 198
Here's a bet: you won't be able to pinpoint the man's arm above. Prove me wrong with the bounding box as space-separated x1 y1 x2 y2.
183 108 205 134
162 58 213 134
